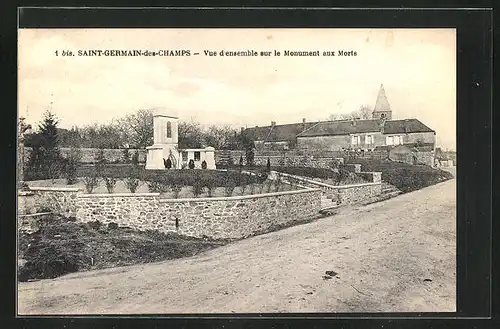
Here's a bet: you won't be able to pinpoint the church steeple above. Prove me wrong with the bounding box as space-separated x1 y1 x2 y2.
372 84 392 120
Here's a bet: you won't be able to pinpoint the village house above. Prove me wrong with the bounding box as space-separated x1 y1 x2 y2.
242 84 436 155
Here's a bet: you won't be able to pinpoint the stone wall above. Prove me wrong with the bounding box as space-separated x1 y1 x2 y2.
160 189 322 239
36 188 322 240
271 170 382 207
22 187 80 217
24 147 147 164
75 193 177 232
334 183 382 205
415 150 435 167
215 150 344 170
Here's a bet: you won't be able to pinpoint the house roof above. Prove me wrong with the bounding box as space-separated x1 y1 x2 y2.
296 119 435 138
244 118 435 142
383 119 435 134
243 122 317 142
297 119 381 137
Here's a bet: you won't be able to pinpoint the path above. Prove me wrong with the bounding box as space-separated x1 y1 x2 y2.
18 178 456 314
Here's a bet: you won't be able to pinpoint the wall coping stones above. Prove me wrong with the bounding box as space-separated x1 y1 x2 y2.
78 192 160 198
332 182 382 189
159 188 321 203
28 186 81 192
18 191 35 196
272 170 382 190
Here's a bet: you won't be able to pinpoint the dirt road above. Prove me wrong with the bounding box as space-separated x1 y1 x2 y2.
18 179 456 314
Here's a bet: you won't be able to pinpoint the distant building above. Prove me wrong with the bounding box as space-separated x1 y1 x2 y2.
242 84 436 153
145 109 216 170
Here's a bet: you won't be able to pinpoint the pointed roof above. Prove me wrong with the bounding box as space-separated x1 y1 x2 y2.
296 119 434 138
373 84 391 113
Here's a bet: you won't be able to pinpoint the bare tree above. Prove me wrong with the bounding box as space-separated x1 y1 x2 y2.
357 105 373 119
118 109 154 148
204 124 238 149
328 104 373 121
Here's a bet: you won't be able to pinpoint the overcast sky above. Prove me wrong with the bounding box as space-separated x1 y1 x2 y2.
18 28 456 150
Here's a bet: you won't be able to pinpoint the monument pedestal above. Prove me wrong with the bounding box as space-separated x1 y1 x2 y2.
146 144 180 169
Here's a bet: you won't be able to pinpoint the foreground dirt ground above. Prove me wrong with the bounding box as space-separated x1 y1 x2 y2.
18 178 456 314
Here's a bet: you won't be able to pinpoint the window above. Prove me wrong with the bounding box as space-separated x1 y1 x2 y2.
182 151 188 161
366 135 373 145
394 135 405 145
386 136 394 145
166 121 172 138
194 151 201 161
351 135 361 145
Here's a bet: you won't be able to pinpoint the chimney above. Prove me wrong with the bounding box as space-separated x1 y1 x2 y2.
302 118 306 130
241 127 245 133
351 118 356 126
404 119 409 134
379 119 385 133
271 121 276 127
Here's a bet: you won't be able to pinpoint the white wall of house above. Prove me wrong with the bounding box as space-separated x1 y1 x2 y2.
179 148 216 169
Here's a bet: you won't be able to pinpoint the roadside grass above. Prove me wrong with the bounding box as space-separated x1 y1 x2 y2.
344 159 453 193
18 214 228 282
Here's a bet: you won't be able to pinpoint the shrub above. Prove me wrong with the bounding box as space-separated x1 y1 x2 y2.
188 159 195 169
65 147 82 185
245 148 255 167
147 177 162 193
65 158 78 185
172 185 182 198
122 148 130 164
48 160 65 183
249 181 256 194
95 148 107 177
239 155 244 170
266 158 271 172
202 175 215 197
165 158 172 169
169 176 182 198
192 172 204 197
131 150 139 166
265 179 273 193
223 174 237 197
103 176 117 193
82 168 99 193
201 160 207 169
239 175 248 195
258 182 265 194
124 166 140 193
125 178 139 193
274 173 283 192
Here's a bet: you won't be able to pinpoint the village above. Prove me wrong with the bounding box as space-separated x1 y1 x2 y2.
17 83 456 314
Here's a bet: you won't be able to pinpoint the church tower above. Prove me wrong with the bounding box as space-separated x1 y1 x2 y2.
372 84 392 120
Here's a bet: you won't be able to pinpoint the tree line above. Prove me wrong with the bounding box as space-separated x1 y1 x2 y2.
23 109 248 150
327 105 373 121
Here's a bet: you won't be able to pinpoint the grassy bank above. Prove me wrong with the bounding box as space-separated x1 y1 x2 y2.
18 214 228 282
345 159 453 193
